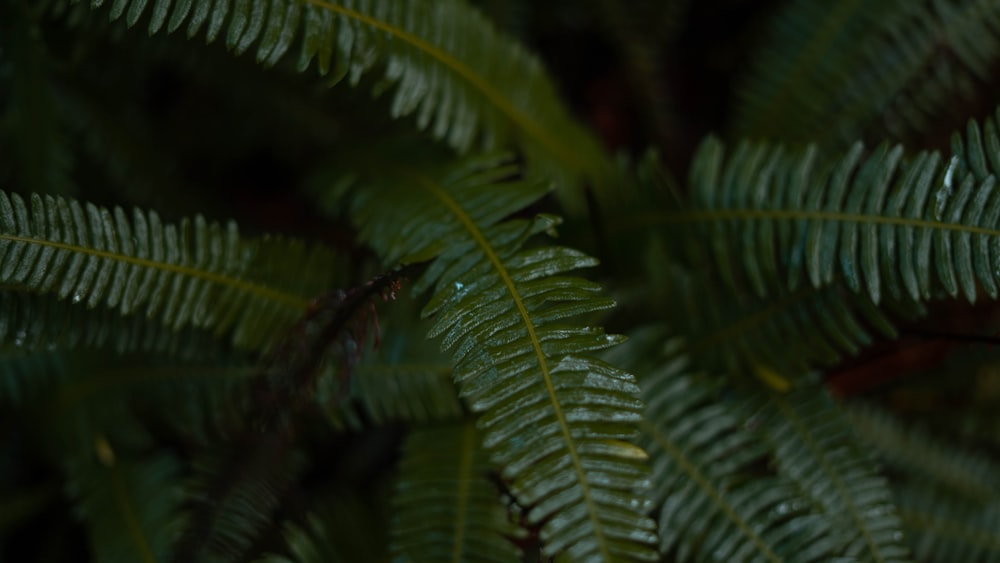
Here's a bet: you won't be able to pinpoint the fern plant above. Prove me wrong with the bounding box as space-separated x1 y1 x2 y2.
2 0 1000 561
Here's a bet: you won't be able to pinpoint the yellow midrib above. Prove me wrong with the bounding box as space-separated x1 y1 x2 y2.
111 464 158 563
304 0 589 174
641 419 782 562
0 233 308 310
451 422 476 563
418 176 610 559
776 398 887 562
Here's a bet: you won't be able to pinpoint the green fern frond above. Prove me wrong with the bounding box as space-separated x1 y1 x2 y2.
321 323 461 429
43 358 255 455
875 343 1000 450
350 362 459 424
66 446 187 563
674 271 899 380
732 0 896 144
748 390 910 561
0 190 338 351
321 359 461 429
951 106 1000 187
892 481 1000 562
734 0 1000 146
636 341 838 561
391 421 524 562
319 293 463 429
672 135 1000 305
0 289 238 359
846 402 1000 503
72 0 610 209
175 434 303 562
341 152 657 560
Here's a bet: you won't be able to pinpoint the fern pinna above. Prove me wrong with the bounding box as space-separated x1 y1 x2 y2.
4 0 1000 561
337 152 658 560
0 190 334 351
55 0 613 210
666 109 1000 308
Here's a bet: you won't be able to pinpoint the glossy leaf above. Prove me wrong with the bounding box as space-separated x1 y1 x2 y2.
342 153 658 561
674 135 1000 305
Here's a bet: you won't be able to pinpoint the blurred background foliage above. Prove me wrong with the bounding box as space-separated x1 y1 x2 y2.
3 0 1000 561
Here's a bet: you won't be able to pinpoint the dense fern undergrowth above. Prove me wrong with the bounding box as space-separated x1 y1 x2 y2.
1 0 1000 561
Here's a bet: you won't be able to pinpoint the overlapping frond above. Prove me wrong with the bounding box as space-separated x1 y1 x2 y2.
391 421 524 561
674 134 1000 305
732 0 897 144
0 190 338 351
733 0 1000 146
747 391 910 561
846 402 1000 503
41 356 255 455
65 448 187 563
673 270 898 380
951 106 1000 186
341 153 657 560
637 342 838 561
70 0 610 209
321 312 462 429
892 481 1000 562
0 289 237 359
322 360 460 429
174 435 302 562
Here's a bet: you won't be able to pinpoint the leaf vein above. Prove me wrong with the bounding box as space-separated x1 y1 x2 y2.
416 175 609 558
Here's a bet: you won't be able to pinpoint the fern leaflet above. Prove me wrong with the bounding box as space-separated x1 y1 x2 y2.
662 133 1000 305
632 340 838 561
391 421 524 561
671 270 899 379
320 305 463 429
892 481 1000 562
69 0 610 210
734 0 1000 146
846 402 1000 503
66 447 187 563
747 391 910 561
0 190 338 351
341 153 657 561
